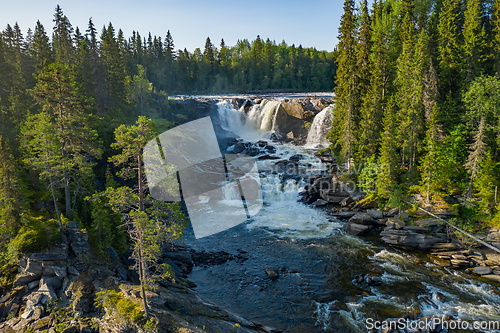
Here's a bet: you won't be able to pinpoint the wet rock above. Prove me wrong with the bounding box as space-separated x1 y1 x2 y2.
265 268 279 281
312 199 328 207
244 147 261 156
241 100 253 112
353 273 382 287
435 292 447 303
269 132 282 142
385 207 399 217
385 218 405 229
231 98 245 109
232 142 247 153
432 257 451 267
264 145 276 153
190 249 243 266
450 259 470 267
366 209 383 219
483 275 500 283
257 140 267 147
349 212 378 226
346 222 372 236
289 154 304 162
431 243 459 251
257 155 280 160
329 211 356 219
472 266 492 275
380 229 442 250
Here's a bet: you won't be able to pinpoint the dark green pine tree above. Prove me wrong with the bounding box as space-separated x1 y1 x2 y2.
437 0 463 128
377 97 399 199
100 23 128 121
28 63 101 220
328 0 358 168
356 0 373 161
491 0 500 75
419 60 443 202
165 30 176 92
86 18 106 117
463 0 486 85
395 13 428 172
52 5 74 65
0 136 24 239
30 20 53 73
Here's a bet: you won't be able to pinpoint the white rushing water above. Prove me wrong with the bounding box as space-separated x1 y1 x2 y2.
305 105 334 148
214 100 500 332
217 100 284 141
217 100 340 239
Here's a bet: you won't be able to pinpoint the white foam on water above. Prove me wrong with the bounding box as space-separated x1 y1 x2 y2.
305 105 334 148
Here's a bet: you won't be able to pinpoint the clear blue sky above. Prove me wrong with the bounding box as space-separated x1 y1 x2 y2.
1 0 348 52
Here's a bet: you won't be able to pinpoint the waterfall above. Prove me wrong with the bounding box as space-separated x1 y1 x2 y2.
305 105 334 148
217 100 282 139
256 100 281 132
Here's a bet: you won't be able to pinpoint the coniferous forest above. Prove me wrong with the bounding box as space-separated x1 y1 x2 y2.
2 1 500 331
0 5 335 270
330 0 500 226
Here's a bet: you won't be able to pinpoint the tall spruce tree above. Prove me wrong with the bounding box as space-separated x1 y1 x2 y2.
463 0 486 84
29 62 101 219
329 0 358 167
356 0 373 160
437 0 463 127
52 5 74 65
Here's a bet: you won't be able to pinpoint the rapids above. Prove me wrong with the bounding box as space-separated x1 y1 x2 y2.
183 100 500 332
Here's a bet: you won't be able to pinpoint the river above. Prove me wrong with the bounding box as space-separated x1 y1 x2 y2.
183 99 500 332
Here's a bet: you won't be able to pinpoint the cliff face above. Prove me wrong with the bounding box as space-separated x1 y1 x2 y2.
1 225 280 333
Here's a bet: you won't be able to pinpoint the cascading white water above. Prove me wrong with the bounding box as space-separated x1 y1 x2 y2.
217 100 283 140
257 100 281 132
195 98 500 333
305 105 334 148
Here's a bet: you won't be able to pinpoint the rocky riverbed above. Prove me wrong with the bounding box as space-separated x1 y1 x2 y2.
1 223 282 333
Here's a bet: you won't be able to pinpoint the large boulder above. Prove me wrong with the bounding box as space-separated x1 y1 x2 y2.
272 103 309 140
29 247 68 261
280 101 314 120
414 218 443 228
366 209 383 219
346 222 372 236
13 273 39 287
380 229 442 250
385 218 405 230
24 259 42 276
349 212 378 226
